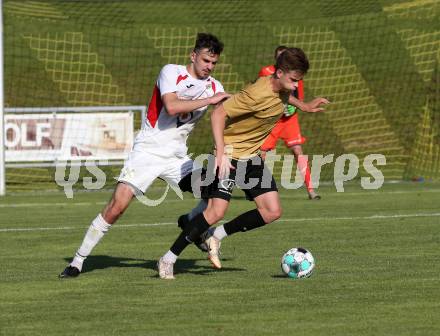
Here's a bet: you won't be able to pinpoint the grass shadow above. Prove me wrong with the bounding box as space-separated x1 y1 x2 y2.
63 255 245 277
63 255 148 274
174 258 244 276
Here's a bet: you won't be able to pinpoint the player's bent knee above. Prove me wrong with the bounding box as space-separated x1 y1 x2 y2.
266 207 282 223
274 207 282 220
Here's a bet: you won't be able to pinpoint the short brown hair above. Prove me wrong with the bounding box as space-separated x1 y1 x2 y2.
275 47 309 75
194 33 224 55
274 45 288 59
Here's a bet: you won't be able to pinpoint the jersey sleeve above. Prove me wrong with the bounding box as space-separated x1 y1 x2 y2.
258 65 275 77
157 64 179 96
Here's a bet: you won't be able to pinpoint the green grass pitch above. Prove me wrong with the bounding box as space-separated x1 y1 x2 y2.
1 182 439 335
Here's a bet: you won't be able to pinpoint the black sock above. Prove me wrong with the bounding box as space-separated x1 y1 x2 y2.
170 213 210 256
170 231 191 256
177 213 189 230
186 213 210 242
223 209 266 236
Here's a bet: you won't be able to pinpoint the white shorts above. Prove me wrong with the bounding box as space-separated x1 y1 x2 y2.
118 146 195 193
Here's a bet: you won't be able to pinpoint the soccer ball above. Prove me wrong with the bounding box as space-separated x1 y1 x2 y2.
281 247 315 279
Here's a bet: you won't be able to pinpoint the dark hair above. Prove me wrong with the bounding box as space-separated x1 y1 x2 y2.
275 47 309 75
194 33 224 55
274 45 288 59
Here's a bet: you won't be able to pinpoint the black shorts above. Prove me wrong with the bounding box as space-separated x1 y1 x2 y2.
201 156 278 202
178 168 206 194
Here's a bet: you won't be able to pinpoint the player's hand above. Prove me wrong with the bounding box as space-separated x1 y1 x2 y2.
302 97 330 113
209 92 231 105
215 153 234 179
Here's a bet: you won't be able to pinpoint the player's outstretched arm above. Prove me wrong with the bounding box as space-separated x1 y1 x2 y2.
289 96 330 113
162 92 230 116
211 103 233 179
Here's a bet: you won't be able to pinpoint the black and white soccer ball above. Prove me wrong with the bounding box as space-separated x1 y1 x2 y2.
281 247 315 279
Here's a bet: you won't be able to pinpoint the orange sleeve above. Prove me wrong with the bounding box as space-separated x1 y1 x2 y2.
258 65 275 77
297 80 304 100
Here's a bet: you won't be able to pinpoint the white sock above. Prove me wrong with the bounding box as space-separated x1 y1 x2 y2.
70 214 111 271
213 225 228 241
188 199 208 221
162 250 177 264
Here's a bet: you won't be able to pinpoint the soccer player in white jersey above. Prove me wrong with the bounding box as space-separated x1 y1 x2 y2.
59 33 230 278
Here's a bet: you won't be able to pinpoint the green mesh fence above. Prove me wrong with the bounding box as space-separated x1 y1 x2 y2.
3 0 440 192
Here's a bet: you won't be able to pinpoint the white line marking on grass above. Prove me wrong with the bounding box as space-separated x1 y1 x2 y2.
1 189 439 208
0 200 187 208
1 213 439 233
280 189 440 198
0 226 80 232
0 202 107 208
0 222 177 232
276 213 440 222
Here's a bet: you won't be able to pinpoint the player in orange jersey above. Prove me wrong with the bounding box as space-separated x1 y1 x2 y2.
259 45 321 200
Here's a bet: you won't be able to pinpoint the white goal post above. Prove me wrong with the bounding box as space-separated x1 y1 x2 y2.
0 0 5 196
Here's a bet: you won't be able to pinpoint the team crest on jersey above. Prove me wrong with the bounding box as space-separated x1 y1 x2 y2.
204 82 217 97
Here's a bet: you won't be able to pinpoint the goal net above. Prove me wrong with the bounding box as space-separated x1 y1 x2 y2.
3 0 439 192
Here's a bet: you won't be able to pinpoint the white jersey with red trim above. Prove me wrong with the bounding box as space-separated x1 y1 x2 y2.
135 64 224 158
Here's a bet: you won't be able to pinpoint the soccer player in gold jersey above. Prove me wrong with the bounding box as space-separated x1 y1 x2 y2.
158 48 329 279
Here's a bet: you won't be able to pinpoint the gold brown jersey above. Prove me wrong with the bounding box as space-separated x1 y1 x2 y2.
222 76 289 159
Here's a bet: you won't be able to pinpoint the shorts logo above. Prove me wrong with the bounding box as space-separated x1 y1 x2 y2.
219 178 235 194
